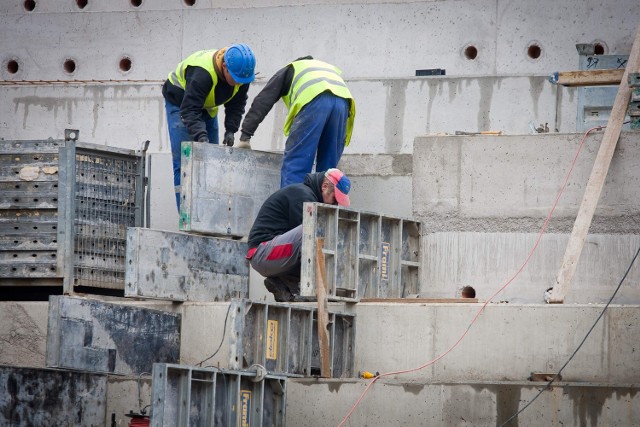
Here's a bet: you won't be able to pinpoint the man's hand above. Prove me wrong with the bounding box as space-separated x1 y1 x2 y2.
222 131 235 147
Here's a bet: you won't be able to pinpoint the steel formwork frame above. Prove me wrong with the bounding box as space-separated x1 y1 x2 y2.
300 203 421 302
151 363 287 427
58 139 146 294
228 299 355 378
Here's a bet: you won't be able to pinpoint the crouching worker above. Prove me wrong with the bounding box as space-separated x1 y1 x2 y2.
246 169 351 301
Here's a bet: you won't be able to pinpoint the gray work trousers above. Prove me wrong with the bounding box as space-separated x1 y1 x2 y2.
249 225 303 285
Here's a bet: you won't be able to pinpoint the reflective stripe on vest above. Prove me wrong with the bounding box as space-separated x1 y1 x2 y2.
168 49 241 118
281 60 356 146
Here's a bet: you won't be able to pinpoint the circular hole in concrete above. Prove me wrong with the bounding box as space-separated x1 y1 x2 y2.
461 286 476 299
24 0 36 11
7 60 19 74
130 0 142 7
527 43 542 59
76 0 88 9
594 43 605 55
119 56 132 72
183 0 196 6
63 59 76 74
464 45 478 60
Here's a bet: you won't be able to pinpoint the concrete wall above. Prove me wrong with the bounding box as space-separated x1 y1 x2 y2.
421 232 640 304
2 0 638 155
2 300 640 425
413 132 640 233
286 380 640 426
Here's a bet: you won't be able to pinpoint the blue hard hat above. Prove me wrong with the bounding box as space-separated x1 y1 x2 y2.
224 44 256 84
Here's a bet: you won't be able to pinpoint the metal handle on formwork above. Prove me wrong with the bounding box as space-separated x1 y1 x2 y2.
139 140 150 228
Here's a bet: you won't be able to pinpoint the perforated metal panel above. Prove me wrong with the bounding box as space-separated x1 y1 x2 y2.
0 139 62 279
151 363 287 427
229 300 355 378
301 203 421 302
58 141 146 292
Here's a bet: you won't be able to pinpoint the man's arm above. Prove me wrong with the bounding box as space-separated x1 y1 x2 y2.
180 67 214 142
223 83 249 133
240 65 293 139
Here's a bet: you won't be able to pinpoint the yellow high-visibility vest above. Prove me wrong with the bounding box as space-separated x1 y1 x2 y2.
168 49 241 117
281 60 355 146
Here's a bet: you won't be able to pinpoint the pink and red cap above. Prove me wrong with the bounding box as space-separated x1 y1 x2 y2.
325 168 351 207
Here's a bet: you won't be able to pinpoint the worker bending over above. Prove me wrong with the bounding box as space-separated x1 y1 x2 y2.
246 168 351 301
162 44 256 210
239 56 356 187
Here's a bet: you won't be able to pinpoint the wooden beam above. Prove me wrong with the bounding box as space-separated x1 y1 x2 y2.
548 26 640 304
315 237 331 378
549 69 624 86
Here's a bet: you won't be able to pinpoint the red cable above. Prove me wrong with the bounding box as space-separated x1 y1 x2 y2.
338 126 605 426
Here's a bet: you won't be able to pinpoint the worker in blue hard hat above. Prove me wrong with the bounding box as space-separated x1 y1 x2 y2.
238 56 355 188
162 44 256 210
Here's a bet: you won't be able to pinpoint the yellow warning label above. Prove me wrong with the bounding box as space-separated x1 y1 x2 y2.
267 319 278 360
240 390 251 427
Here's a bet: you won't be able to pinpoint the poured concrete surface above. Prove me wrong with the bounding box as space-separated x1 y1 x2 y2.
421 232 640 304
413 132 640 233
286 380 640 426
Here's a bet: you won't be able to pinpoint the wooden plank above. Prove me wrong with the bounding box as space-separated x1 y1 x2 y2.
360 298 478 303
549 26 640 304
315 237 331 378
549 69 624 86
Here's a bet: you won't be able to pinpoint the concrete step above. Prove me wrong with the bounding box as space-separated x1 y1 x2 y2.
421 232 640 304
286 378 640 426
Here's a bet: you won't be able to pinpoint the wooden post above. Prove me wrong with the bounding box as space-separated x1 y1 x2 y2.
315 237 331 377
549 26 640 303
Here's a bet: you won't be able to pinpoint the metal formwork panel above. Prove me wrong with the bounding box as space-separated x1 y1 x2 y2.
229 300 355 378
300 203 421 302
58 141 146 293
125 227 249 302
179 143 282 238
577 53 631 131
151 363 287 427
0 139 62 279
0 366 107 426
46 295 181 375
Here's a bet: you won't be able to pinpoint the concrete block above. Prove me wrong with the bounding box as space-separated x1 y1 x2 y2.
413 132 640 233
125 228 249 302
420 232 640 304
179 143 281 238
285 380 640 426
352 304 640 383
0 366 107 426
46 296 181 375
229 300 355 378
300 203 421 302
151 363 287 427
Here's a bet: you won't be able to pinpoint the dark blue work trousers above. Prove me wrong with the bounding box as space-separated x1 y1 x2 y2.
165 100 219 211
281 92 349 187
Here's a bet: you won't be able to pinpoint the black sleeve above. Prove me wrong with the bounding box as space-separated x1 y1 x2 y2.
180 67 214 142
223 83 249 134
240 65 294 137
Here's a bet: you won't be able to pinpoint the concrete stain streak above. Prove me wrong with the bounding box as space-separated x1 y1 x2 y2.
383 79 407 153
477 79 493 131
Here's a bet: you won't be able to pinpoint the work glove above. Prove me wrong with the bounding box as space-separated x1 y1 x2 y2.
222 131 235 147
236 132 252 149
